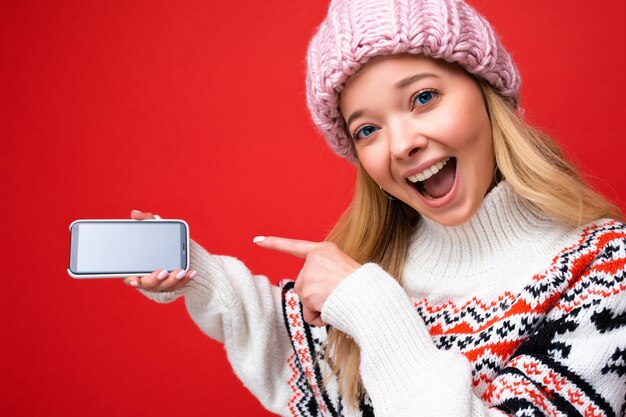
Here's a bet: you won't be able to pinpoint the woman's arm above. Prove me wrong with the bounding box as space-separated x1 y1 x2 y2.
321 228 626 417
134 240 295 416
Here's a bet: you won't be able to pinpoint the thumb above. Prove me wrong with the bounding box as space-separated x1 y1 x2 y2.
253 236 317 259
130 210 156 220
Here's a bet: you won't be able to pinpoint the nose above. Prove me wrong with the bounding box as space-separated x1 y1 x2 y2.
387 116 427 160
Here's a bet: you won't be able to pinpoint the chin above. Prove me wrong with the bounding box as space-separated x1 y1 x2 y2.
418 201 478 227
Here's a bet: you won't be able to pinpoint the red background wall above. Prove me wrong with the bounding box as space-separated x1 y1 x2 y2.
2 1 626 416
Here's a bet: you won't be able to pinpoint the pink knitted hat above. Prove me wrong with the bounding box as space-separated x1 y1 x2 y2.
306 0 521 161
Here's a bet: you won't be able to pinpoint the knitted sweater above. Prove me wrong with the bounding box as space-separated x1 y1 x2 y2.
142 182 626 416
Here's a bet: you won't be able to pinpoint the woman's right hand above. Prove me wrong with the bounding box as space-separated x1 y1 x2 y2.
122 210 196 292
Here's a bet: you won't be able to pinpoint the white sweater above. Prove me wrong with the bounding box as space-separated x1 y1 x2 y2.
141 182 626 416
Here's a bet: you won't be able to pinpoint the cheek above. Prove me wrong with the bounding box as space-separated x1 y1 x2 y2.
438 103 494 180
438 104 489 149
356 146 391 185
459 118 495 185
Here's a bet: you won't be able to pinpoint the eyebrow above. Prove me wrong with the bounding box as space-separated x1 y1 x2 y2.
344 72 440 128
394 72 439 89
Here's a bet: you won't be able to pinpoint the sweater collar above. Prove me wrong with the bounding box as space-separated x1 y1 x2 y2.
407 181 567 279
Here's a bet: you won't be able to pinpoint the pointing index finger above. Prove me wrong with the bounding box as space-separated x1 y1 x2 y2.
254 236 317 259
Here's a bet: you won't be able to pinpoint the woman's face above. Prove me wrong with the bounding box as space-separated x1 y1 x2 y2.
339 55 495 227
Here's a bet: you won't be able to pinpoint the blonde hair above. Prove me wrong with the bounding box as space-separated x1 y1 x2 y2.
323 81 622 408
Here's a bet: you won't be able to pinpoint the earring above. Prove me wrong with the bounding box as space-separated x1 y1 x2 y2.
494 165 504 184
379 186 397 200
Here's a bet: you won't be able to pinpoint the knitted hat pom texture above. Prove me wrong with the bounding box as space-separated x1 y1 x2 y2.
306 0 521 161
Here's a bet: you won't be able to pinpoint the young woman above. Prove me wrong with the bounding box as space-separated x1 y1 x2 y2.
125 0 626 415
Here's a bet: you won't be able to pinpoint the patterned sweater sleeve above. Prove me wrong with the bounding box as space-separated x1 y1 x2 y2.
139 240 294 416
483 227 626 416
320 229 626 416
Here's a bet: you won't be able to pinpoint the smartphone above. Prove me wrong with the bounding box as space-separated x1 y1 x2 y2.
68 219 189 278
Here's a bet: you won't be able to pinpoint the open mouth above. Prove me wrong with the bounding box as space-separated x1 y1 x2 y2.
406 157 457 200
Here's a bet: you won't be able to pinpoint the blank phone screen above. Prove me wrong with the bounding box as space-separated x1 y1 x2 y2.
70 221 187 275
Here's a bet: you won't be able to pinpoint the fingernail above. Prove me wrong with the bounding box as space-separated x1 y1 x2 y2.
175 270 186 280
253 236 265 243
157 269 168 280
188 270 197 279
132 209 142 214
129 281 138 287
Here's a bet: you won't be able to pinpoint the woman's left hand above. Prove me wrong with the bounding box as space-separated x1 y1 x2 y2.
255 236 361 326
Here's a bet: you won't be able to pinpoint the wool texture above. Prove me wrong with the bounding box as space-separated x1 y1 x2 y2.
140 182 626 416
306 0 521 161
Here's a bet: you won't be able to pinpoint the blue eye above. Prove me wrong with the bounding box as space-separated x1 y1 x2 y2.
412 89 439 108
353 125 378 141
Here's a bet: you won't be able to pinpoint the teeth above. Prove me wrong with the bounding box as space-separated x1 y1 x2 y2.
408 157 450 183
